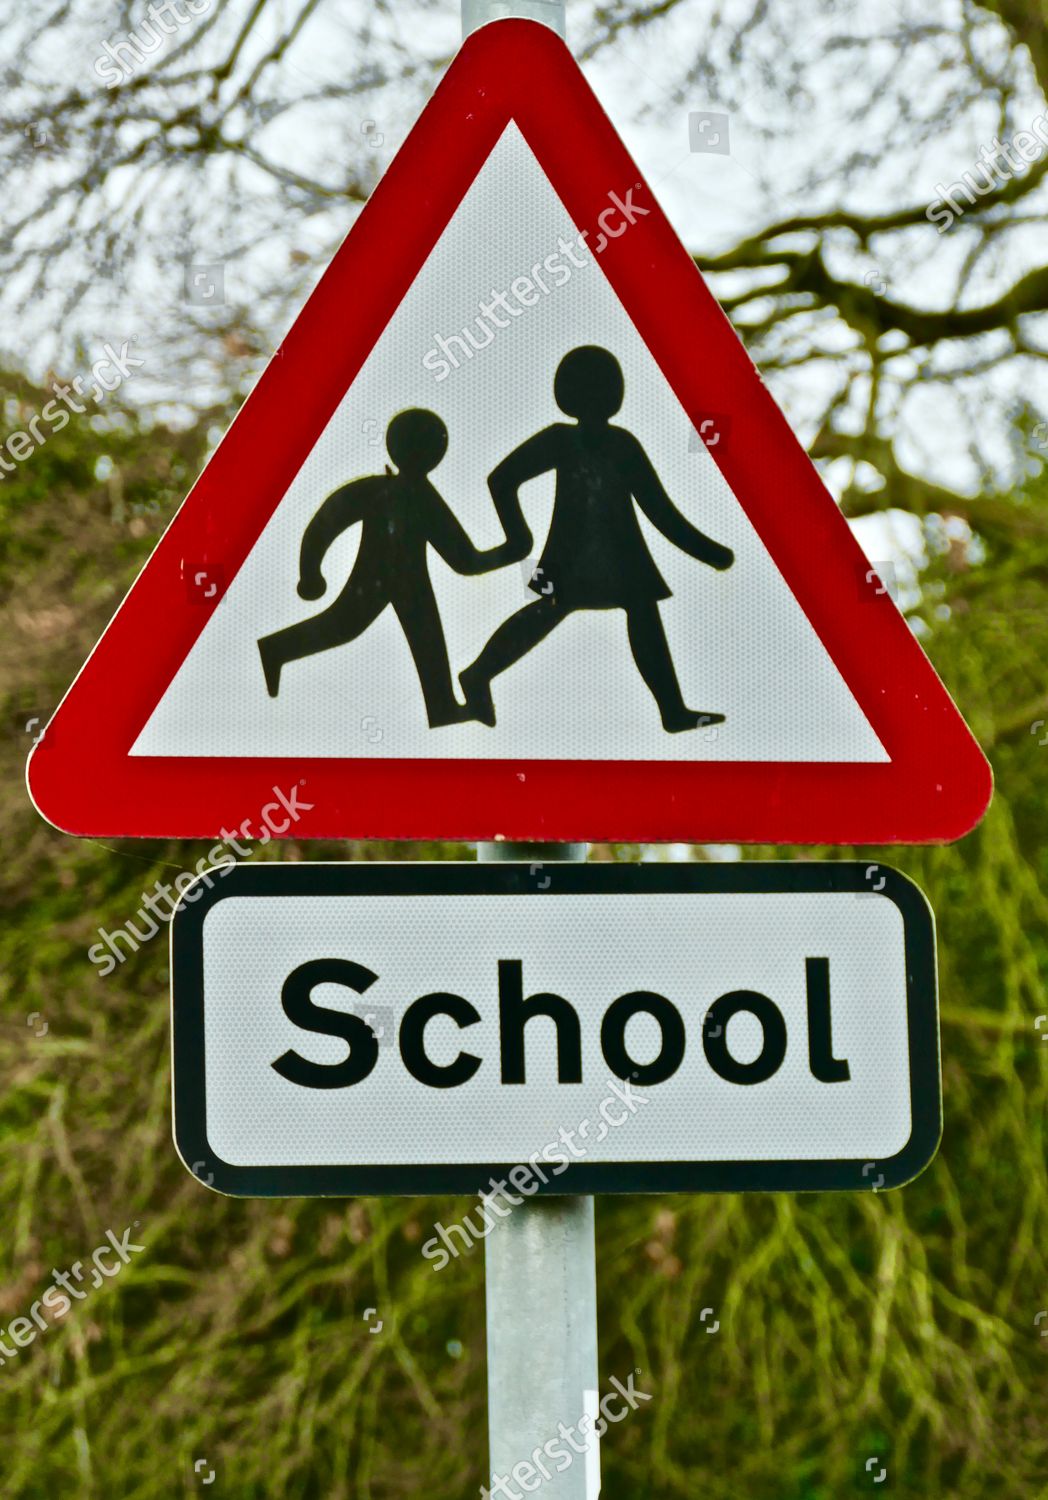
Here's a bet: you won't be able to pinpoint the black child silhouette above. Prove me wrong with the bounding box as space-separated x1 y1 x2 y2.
258 408 520 726
461 345 735 731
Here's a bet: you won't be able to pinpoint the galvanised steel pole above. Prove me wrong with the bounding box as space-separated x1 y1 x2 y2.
477 844 598 1500
464 7 596 1490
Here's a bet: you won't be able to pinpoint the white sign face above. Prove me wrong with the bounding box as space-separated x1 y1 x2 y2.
135 124 885 767
171 863 939 1197
30 22 989 848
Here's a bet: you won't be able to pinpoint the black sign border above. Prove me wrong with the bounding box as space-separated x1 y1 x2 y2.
171 861 939 1198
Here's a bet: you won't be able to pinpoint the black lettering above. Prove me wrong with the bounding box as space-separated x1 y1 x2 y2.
806 957 850 1081
703 990 786 1084
600 990 684 1085
498 959 582 1083
271 958 379 1090
401 992 482 1088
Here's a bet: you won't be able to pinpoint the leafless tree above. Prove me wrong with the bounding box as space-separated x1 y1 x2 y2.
3 0 1048 519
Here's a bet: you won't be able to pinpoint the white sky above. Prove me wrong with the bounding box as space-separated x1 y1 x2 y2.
5 0 1047 547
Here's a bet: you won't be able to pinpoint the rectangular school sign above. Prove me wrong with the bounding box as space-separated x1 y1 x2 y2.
171 862 940 1197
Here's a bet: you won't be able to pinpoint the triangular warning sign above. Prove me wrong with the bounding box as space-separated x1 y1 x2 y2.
28 18 991 844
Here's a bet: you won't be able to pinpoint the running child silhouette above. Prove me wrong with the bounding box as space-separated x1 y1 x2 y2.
258 408 522 727
461 345 735 731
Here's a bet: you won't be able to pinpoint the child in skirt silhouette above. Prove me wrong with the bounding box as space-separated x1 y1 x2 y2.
258 408 522 727
461 345 735 731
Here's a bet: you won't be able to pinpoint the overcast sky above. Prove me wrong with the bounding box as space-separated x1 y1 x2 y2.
4 0 1048 514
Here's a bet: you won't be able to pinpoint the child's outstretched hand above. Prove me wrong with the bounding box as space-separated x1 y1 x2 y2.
297 572 326 601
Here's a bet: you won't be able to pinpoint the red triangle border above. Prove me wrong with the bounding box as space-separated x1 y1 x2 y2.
28 19 992 843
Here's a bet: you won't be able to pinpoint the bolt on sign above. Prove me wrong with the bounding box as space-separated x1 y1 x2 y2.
27 19 990 846
171 862 939 1197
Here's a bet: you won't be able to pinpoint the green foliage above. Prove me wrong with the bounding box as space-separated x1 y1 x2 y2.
0 373 1046 1499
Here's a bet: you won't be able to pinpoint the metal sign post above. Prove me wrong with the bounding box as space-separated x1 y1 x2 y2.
467 0 594 1489
478 840 598 1498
